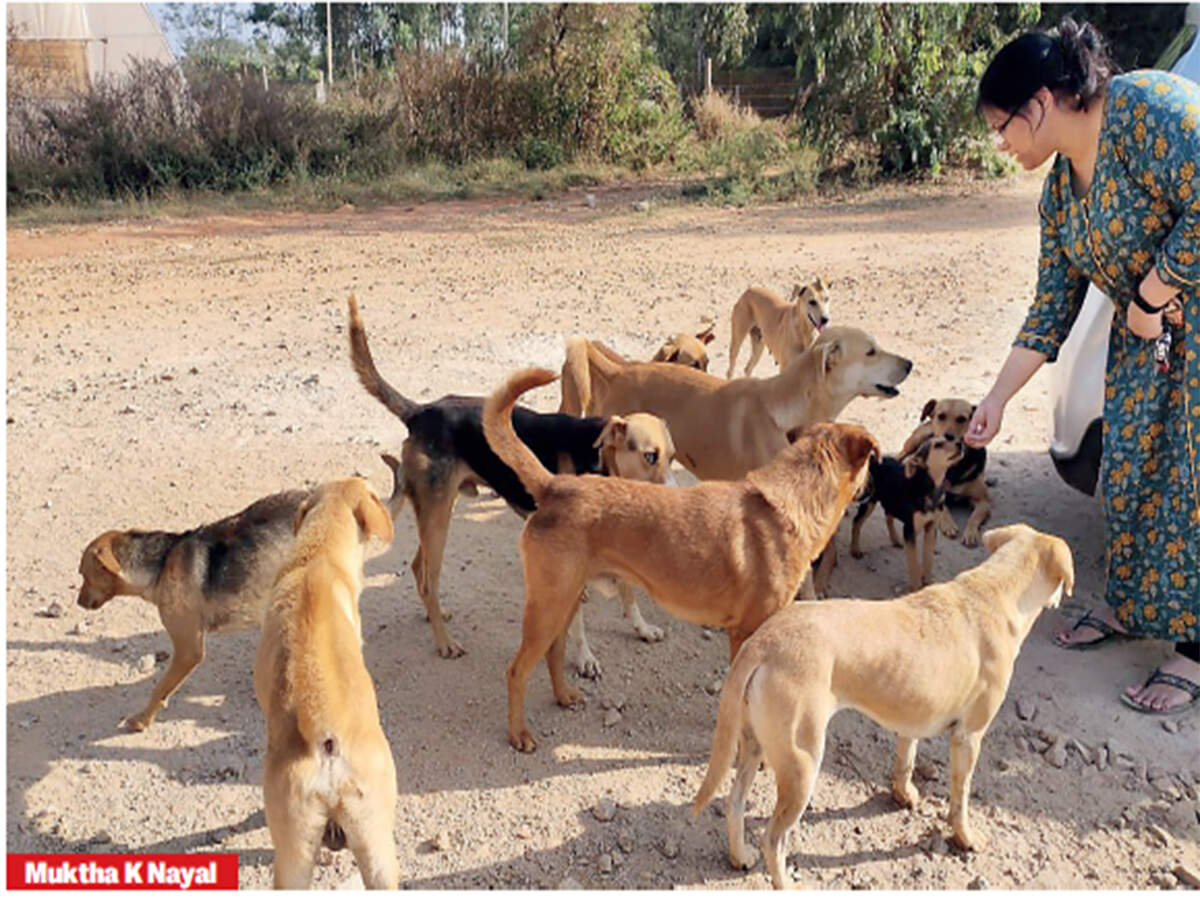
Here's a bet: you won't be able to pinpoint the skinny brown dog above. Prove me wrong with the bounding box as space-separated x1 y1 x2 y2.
254 478 399 889
561 325 909 482
77 489 308 731
692 523 1074 889
652 321 716 371
727 279 832 378
901 398 992 546
483 367 878 752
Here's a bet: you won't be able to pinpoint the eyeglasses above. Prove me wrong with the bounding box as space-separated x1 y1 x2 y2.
993 107 1020 137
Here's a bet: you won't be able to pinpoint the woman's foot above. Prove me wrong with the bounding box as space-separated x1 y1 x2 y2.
1053 606 1129 650
1122 653 1200 714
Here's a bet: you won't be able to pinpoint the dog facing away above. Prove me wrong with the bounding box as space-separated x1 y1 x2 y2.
692 523 1074 889
849 435 964 591
347 295 674 660
561 325 910 482
727 279 832 379
254 477 399 890
77 489 309 732
901 398 992 546
482 367 878 752
652 321 716 371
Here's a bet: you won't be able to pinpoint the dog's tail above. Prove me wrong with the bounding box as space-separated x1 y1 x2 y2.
562 335 627 415
380 453 407 518
482 367 556 505
691 656 761 819
347 295 420 424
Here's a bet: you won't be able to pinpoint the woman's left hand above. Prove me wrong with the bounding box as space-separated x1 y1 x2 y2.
1130 268 1179 339
1127 302 1164 339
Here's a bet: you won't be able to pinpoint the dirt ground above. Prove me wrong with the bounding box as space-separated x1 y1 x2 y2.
6 173 1199 890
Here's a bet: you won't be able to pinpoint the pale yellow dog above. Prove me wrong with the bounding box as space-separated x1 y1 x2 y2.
692 523 1074 889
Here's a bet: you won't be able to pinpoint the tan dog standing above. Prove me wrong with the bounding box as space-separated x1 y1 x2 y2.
561 325 909 482
77 489 309 732
483 367 878 752
652 321 716 371
727 279 832 378
254 478 399 889
692 523 1074 889
901 398 992 546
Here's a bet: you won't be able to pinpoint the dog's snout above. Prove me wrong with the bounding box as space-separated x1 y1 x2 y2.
902 358 914 374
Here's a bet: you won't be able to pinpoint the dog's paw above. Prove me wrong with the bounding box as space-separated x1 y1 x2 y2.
950 826 986 853
939 522 960 539
850 547 865 559
509 729 538 753
636 623 666 643
961 528 981 548
891 781 920 809
555 686 584 708
729 843 760 871
437 639 466 659
121 713 154 733
574 652 602 680
425 606 453 622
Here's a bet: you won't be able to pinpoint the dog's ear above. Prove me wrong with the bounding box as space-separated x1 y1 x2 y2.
838 427 879 469
818 339 842 376
981 524 1020 554
91 535 123 576
696 326 716 345
652 340 679 363
293 494 315 535
814 276 826 291
920 398 937 421
970 403 977 418
1042 535 1075 601
902 438 931 478
355 488 394 545
595 417 628 449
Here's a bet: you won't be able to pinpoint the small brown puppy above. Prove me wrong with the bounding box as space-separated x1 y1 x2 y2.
693 523 1074 889
77 489 309 731
652 322 716 371
726 279 832 378
255 477 398 890
848 435 965 591
483 367 878 752
901 398 992 546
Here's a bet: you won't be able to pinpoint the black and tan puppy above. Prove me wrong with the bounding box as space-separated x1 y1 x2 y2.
77 489 309 731
849 435 964 591
348 296 675 660
901 398 991 546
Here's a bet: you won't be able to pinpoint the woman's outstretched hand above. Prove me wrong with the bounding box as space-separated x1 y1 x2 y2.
966 395 1004 448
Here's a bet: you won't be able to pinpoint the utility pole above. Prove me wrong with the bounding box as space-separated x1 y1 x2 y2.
325 1 333 86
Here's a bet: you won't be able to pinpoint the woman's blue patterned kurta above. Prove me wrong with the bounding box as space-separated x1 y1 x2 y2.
1015 71 1200 642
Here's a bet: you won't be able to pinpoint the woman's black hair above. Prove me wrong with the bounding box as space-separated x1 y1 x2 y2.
977 17 1115 115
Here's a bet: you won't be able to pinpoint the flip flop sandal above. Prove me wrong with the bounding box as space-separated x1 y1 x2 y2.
1052 609 1127 651
1120 667 1200 716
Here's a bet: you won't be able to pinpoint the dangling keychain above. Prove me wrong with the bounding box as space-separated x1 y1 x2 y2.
1154 329 1172 374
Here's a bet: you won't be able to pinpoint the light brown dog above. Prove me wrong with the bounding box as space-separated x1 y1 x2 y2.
847 435 965 591
77 489 309 732
901 398 992 546
254 478 399 889
483 367 878 752
561 325 910 483
692 523 1074 889
727 279 832 379
652 321 716 371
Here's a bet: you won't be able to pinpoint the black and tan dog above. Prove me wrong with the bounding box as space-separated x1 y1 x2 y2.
77 489 309 731
849 435 964 591
348 296 675 660
901 398 991 547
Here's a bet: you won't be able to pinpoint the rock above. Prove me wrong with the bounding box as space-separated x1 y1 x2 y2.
616 829 635 853
603 709 623 728
1068 738 1093 765
1044 738 1068 768
592 797 616 822
558 876 583 890
705 678 723 696
37 601 65 618
1173 864 1200 889
154 649 170 662
632 200 650 213
90 829 112 845
600 694 626 711
1162 719 1179 734
1096 746 1109 771
431 830 451 851
660 838 679 859
967 875 990 890
584 193 597 208
1151 871 1178 889
1105 737 1122 759
336 873 365 890
68 621 89 636
597 853 613 874
1036 728 1061 745
700 628 714 640
1015 697 1036 721
925 833 948 854
137 654 157 673
1146 824 1172 847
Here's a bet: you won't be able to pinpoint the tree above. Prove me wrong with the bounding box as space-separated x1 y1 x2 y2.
647 4 750 95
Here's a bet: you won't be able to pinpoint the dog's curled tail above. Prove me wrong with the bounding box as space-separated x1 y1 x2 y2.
482 367 557 505
347 295 420 423
380 453 406 518
690 658 760 819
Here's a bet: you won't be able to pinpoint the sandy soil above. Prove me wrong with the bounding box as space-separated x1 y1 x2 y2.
6 174 1199 890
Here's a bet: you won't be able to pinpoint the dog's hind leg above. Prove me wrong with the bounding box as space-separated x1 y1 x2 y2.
743 329 767 377
891 736 920 808
566 589 601 679
948 729 985 851
725 730 764 871
850 501 876 558
124 610 205 732
727 307 751 379
619 580 664 642
409 484 464 659
812 538 836 598
342 754 401 889
264 770 325 889
885 515 903 548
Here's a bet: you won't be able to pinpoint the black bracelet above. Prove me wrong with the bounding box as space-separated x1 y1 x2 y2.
1130 292 1169 315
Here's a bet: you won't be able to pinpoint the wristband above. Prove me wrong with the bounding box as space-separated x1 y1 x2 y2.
1130 291 1169 315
